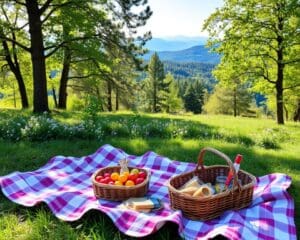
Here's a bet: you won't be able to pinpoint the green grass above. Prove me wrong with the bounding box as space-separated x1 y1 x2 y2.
0 110 299 239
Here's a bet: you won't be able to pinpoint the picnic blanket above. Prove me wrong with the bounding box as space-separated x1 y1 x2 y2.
0 144 296 239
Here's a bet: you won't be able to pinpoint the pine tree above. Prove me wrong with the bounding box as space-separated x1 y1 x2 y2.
204 84 253 116
183 81 205 114
162 73 182 113
148 53 165 112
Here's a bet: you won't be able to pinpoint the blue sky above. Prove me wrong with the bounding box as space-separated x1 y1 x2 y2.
139 0 223 38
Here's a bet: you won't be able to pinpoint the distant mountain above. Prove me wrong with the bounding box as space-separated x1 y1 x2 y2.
145 36 208 51
143 45 220 64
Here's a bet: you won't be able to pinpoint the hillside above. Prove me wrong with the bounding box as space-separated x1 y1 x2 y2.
163 61 217 90
145 36 208 51
143 45 220 64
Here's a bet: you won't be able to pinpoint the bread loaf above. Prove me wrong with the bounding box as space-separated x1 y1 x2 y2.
192 185 213 197
179 177 203 190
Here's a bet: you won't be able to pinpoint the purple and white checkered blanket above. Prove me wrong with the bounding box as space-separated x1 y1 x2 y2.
0 144 296 239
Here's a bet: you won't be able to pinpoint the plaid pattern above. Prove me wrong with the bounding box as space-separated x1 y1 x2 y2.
0 144 296 239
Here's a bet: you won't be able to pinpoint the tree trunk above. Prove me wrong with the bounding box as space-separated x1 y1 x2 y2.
107 80 112 111
276 12 284 124
58 47 71 109
283 104 288 121
25 0 49 113
233 87 237 117
293 99 300 122
12 83 16 108
153 80 157 112
52 86 58 108
276 76 284 125
1 37 29 108
96 87 104 111
115 86 119 111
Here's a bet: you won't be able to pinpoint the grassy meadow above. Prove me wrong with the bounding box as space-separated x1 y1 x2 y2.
0 109 299 239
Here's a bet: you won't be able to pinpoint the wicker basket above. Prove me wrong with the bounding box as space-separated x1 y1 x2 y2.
91 166 150 201
168 147 256 221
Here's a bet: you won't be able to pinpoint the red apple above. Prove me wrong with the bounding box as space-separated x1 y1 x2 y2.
135 177 144 185
128 173 138 182
95 175 103 182
138 171 146 179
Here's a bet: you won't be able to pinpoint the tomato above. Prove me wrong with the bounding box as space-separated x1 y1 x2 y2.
99 179 107 184
104 173 111 178
95 175 103 182
138 171 146 179
104 176 111 183
125 180 135 186
110 172 119 181
128 173 138 182
135 177 144 185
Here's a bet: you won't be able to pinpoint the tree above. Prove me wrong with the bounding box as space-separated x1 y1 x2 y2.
0 0 152 113
204 84 253 116
183 81 205 114
162 73 182 113
148 53 165 112
203 0 300 124
52 0 151 110
0 4 29 108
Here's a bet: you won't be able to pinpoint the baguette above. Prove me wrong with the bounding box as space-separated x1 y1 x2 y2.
178 186 198 196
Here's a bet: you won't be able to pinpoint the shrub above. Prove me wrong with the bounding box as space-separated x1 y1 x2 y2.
0 116 27 141
255 128 281 149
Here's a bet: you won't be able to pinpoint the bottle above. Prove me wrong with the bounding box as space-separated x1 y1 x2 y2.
215 175 227 193
225 154 242 187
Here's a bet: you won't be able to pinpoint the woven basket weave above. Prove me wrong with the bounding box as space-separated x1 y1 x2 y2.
91 166 150 201
168 147 256 221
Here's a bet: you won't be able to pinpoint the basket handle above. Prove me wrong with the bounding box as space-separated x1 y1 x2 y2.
196 147 241 191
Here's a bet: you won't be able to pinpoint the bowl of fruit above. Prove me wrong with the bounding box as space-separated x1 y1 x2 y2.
91 164 150 201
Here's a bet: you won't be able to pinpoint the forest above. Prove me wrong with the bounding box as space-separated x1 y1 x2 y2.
0 0 299 124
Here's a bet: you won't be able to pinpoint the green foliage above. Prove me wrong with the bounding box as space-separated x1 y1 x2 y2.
83 95 102 123
204 84 253 116
161 73 183 113
0 0 152 113
203 0 300 124
147 53 166 112
183 80 205 114
163 61 217 89
0 110 294 150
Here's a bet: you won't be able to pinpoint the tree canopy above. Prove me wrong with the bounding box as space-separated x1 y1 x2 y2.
0 0 152 112
203 0 300 124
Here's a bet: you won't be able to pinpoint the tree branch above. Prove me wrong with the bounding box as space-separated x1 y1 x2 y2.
0 35 30 52
283 58 300 65
70 58 94 63
68 74 101 80
39 0 54 14
13 0 26 6
44 34 101 58
283 84 300 90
